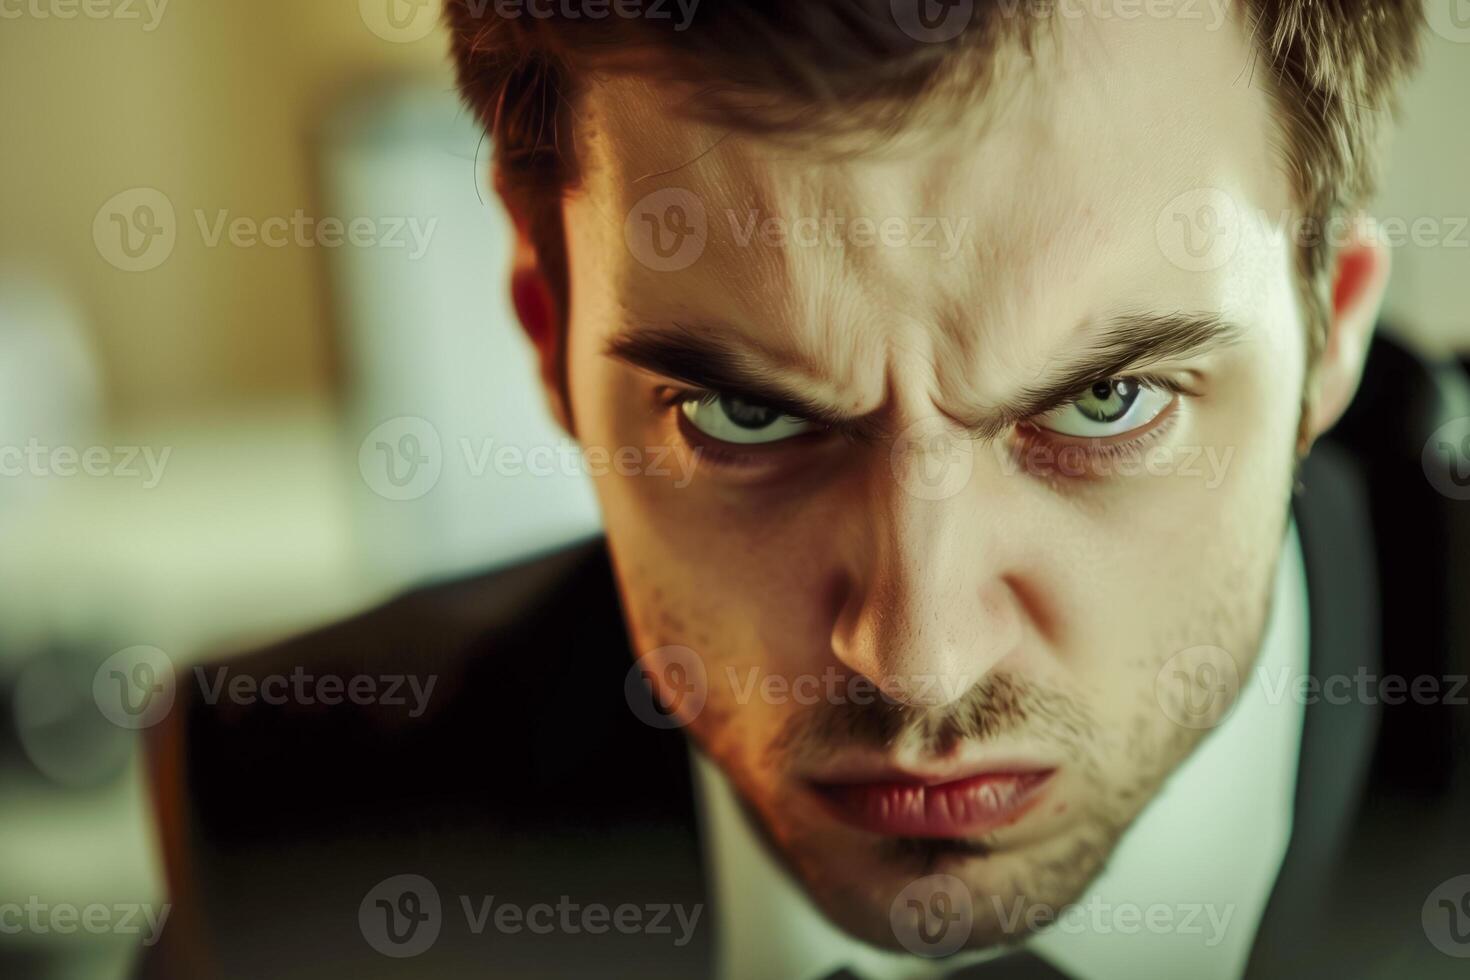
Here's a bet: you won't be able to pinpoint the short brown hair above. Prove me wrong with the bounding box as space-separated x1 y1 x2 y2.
444 0 1423 395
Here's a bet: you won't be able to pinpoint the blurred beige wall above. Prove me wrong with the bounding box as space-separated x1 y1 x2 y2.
1379 23 1470 357
0 0 450 423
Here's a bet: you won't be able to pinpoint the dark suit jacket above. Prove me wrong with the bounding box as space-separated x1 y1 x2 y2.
139 336 1470 980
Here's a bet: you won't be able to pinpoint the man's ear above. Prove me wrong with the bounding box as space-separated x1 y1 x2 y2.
500 189 572 434
1303 213 1391 447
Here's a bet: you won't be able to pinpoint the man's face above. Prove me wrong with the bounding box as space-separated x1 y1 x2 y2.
559 10 1304 950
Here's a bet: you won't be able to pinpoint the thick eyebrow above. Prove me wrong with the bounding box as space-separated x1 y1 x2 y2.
957 311 1246 439
604 312 1244 439
604 323 855 426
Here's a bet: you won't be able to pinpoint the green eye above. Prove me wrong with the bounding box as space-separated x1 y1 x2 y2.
680 394 814 445
1034 378 1172 438
1076 379 1140 423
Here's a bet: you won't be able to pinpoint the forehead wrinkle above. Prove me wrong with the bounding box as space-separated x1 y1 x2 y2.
683 145 928 418
871 60 1110 416
921 187 1107 420
578 13 1282 432
788 250 894 414
582 70 1074 423
896 12 1272 418
682 199 883 415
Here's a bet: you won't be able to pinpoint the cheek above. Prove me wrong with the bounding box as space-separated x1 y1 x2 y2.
605 530 833 774
567 355 842 765
1008 343 1301 731
598 469 844 677
567 356 837 665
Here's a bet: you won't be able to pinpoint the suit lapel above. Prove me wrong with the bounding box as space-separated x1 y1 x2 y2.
1244 442 1382 977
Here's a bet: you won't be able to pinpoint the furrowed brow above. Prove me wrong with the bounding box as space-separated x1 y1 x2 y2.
603 323 853 426
953 312 1246 440
607 312 1243 440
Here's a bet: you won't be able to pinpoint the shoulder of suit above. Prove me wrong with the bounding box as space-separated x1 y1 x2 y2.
147 535 683 845
1316 333 1470 798
180 532 620 722
140 539 712 977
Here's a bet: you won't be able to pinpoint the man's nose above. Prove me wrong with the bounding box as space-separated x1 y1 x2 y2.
829 434 1022 708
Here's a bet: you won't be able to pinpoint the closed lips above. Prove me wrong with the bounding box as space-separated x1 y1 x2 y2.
811 769 1055 838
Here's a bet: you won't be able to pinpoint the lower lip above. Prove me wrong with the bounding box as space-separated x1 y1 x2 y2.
812 770 1055 838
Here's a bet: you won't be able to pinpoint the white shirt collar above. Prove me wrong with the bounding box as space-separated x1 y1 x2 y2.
691 521 1310 980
